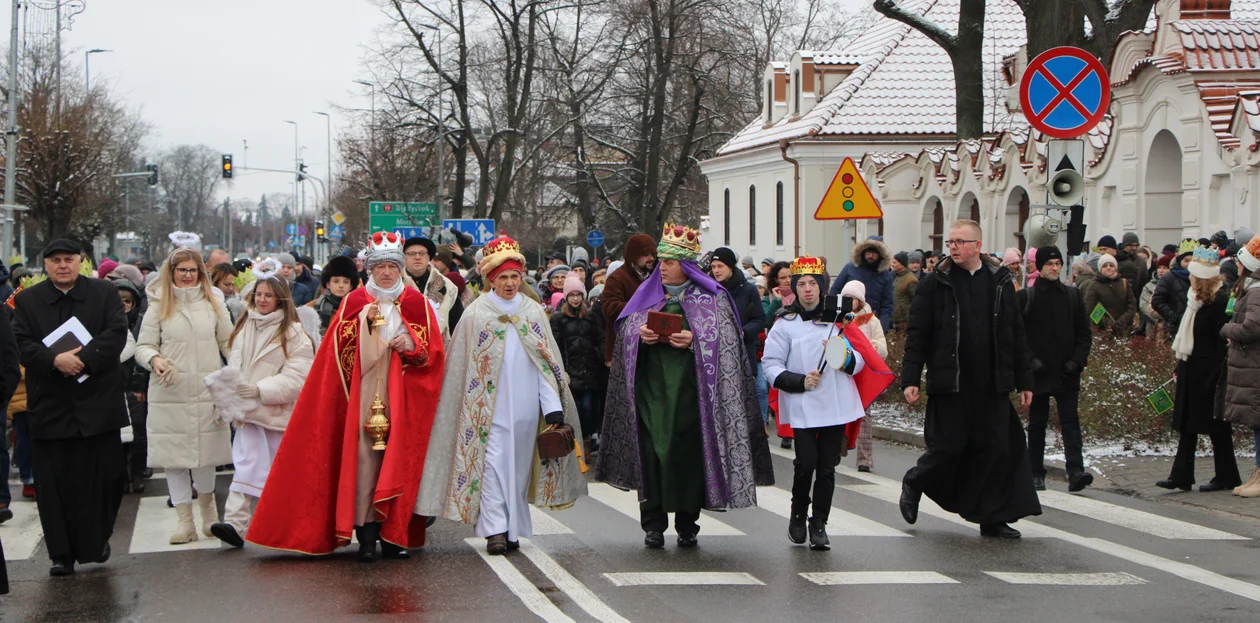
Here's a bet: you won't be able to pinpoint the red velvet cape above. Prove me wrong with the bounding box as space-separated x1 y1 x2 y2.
247 286 445 554
768 321 894 449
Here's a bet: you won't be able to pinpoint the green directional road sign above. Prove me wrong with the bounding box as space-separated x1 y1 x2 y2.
368 202 438 234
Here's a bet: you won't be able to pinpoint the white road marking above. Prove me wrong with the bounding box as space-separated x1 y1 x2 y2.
838 483 1030 534
830 462 1260 603
465 538 575 623
1 501 43 560
755 486 909 537
603 572 765 586
128 496 223 554
985 571 1148 586
801 571 959 585
517 539 631 623
529 506 575 535
1037 490 1247 540
586 483 744 536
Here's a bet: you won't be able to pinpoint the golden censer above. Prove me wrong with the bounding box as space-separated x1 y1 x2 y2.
364 302 391 451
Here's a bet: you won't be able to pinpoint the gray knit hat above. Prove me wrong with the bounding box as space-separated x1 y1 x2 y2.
277 253 297 268
365 232 405 271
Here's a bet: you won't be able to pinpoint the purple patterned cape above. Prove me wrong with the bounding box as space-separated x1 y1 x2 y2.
598 263 774 510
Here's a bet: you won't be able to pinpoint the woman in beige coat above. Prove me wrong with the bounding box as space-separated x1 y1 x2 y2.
208 276 314 547
135 248 233 544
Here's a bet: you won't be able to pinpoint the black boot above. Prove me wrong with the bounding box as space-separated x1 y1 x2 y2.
1032 475 1046 491
1067 470 1093 492
899 481 920 525
787 513 807 545
980 522 1021 539
780 438 792 449
644 531 665 549
355 524 379 562
380 540 410 560
211 523 245 548
49 558 75 577
808 517 830 551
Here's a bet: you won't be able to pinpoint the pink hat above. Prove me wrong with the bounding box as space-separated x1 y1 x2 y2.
97 258 119 279
563 272 585 297
549 291 565 310
839 280 866 303
1002 247 1021 266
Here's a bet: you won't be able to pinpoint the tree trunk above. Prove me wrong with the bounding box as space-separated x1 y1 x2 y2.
1024 1 1087 60
952 0 986 140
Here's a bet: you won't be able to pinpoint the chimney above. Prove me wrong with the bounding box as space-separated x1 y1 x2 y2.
1180 0 1231 19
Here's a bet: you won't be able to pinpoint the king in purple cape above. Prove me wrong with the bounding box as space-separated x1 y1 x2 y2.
597 224 773 546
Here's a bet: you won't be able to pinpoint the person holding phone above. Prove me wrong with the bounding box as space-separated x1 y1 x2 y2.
762 256 869 551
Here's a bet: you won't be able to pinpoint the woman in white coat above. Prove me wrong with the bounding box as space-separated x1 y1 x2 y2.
838 281 887 473
135 248 233 544
762 257 866 552
209 276 314 548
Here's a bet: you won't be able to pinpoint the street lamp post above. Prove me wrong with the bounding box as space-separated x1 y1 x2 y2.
282 120 298 251
314 111 332 265
84 48 111 92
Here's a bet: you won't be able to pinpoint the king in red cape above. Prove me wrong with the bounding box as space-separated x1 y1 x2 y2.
248 232 445 560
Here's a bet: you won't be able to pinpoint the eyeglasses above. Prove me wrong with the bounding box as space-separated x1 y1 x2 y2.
944 239 978 248
174 268 199 276
405 251 429 258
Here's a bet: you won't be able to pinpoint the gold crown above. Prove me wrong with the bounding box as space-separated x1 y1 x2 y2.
791 255 825 276
657 223 701 260
1178 238 1200 255
482 236 521 258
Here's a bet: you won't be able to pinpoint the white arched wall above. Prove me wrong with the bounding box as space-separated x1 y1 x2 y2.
1144 129 1183 249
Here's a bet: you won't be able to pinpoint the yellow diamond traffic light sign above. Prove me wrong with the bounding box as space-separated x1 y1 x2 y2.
814 157 882 220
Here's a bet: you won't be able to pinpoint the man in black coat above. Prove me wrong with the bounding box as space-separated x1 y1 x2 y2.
898 220 1042 539
12 239 130 577
1017 247 1093 493
708 247 765 373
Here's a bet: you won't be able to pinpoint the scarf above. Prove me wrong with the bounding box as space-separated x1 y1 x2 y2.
241 309 284 365
1172 280 1220 362
366 276 405 340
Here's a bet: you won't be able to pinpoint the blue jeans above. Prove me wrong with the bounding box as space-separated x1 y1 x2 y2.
755 363 770 425
573 391 601 437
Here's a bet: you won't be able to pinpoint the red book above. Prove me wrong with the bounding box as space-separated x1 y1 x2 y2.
646 311 683 338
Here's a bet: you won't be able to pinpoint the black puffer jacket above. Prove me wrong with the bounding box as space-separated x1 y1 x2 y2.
551 309 605 392
901 255 1034 394
719 270 766 372
1152 269 1191 335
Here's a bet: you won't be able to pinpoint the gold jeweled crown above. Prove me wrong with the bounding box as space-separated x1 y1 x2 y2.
657 223 701 261
482 236 522 258
791 255 825 276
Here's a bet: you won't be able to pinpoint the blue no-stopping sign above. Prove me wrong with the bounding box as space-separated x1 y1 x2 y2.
1019 47 1111 139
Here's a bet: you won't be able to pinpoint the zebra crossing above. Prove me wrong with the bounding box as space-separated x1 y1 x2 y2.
5 457 1260 622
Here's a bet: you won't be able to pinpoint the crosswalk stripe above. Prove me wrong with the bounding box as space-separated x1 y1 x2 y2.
801 571 959 585
465 538 575 623
1037 490 1247 540
603 572 764 586
1 501 43 560
586 483 744 536
128 496 222 554
985 572 1148 586
517 539 631 623
755 486 910 537
838 483 1036 535
529 506 575 535
829 460 1260 604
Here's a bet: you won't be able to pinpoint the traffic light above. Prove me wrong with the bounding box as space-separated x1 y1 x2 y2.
146 164 159 186
297 163 307 182
221 154 233 179
315 220 326 242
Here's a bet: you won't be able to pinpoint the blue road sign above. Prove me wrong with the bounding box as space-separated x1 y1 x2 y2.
586 229 605 248
329 224 344 240
298 225 309 236
285 223 297 236
443 219 497 246
268 240 276 249
393 226 428 241
1019 47 1110 139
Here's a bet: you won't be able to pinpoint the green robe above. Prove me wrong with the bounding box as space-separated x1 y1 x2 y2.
635 300 705 513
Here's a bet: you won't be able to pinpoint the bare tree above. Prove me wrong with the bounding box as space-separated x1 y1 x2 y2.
157 145 222 235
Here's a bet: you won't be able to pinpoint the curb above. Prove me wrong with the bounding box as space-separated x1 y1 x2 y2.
870 424 1098 483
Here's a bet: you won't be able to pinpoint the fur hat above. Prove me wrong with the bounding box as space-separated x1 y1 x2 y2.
623 234 656 262
321 256 361 289
850 239 890 272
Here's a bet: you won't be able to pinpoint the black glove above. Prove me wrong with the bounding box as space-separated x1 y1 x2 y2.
772 371 809 394
1063 361 1082 376
544 411 565 426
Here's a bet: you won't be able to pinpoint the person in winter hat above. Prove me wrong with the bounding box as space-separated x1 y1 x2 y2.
1083 254 1136 336
1152 239 1198 337
275 253 314 306
311 256 361 333
1158 246 1240 493
839 280 887 474
1221 237 1260 496
1140 254 1172 336
601 234 656 363
551 272 605 452
1002 248 1023 291
830 239 894 331
709 247 766 374
890 251 918 330
96 258 119 281
1018 246 1093 492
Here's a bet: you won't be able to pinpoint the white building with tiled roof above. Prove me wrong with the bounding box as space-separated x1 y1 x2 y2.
701 0 1260 265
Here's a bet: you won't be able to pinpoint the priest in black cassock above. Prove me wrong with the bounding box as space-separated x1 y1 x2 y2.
898 220 1042 539
12 239 130 576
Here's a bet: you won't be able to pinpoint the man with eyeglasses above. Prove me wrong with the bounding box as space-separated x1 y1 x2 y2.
404 237 463 333
898 220 1042 540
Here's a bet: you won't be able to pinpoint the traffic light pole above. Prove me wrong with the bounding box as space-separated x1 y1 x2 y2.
4 0 20 262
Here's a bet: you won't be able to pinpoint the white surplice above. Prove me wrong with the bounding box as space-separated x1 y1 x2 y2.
762 315 866 430
474 291 564 541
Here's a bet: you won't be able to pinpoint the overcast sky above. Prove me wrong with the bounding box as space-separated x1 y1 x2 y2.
19 0 871 213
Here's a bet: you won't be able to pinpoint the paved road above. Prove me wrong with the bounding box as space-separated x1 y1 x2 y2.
5 440 1260 622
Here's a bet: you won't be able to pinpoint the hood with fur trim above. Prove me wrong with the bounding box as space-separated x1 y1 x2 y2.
850 239 891 272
